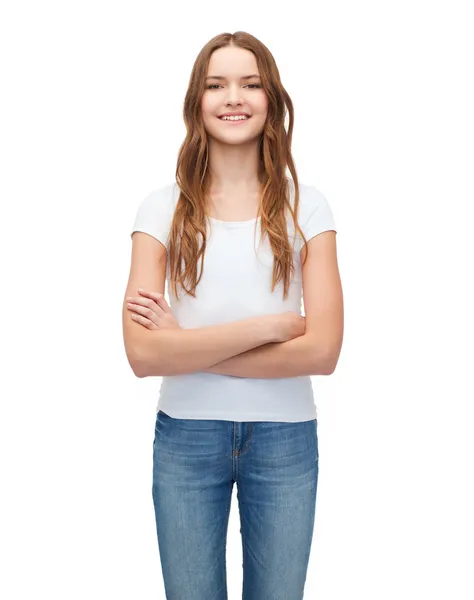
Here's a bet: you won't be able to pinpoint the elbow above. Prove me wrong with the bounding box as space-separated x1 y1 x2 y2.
309 353 333 376
323 363 336 376
322 349 342 375
132 347 171 378
132 353 160 378
132 362 147 378
125 346 152 378
129 358 147 379
123 325 166 377
125 333 180 378
312 346 340 376
306 333 341 375
318 362 336 376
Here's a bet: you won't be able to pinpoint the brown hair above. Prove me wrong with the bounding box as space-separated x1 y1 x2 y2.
168 31 309 300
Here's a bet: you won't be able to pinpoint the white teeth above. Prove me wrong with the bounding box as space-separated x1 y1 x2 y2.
220 115 249 121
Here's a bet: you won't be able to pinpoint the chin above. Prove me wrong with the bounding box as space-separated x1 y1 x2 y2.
208 123 264 142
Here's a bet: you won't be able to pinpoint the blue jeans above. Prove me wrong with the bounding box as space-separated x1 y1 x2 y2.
152 410 319 600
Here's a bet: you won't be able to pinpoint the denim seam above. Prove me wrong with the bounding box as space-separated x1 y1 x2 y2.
237 422 252 456
223 483 233 561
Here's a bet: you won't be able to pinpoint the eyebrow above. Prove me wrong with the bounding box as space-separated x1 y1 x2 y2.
205 74 261 81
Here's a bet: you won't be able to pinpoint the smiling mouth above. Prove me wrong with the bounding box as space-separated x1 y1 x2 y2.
217 116 252 124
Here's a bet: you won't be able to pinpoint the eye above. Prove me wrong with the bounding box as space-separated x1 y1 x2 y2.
205 84 262 90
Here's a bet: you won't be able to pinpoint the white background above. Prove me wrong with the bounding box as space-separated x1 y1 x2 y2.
1 1 473 598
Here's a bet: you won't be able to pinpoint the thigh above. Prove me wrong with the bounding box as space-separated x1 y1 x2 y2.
152 411 234 600
237 419 319 600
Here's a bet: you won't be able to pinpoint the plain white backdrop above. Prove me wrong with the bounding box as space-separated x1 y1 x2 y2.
1 1 473 598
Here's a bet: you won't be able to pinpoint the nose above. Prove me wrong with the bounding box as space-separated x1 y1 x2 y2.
224 83 244 106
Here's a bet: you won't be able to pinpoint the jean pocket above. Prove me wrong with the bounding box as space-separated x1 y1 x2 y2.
154 411 167 447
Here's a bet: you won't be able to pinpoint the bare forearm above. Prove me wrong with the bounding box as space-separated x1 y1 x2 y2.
203 333 332 378
135 316 275 377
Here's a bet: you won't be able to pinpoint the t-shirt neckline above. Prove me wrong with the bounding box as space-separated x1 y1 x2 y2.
208 215 261 226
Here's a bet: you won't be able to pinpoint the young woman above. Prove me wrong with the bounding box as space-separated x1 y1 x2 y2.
123 31 343 600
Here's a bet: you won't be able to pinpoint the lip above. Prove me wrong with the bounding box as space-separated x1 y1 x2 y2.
218 112 251 118
217 115 252 125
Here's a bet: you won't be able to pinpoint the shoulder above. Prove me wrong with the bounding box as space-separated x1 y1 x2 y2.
286 178 333 221
287 178 337 244
138 182 179 213
130 182 179 244
288 179 329 212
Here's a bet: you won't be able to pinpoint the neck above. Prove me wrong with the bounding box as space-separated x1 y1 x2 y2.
206 137 262 196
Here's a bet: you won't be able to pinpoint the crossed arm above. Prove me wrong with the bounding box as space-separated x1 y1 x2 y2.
130 231 343 379
203 231 343 379
202 333 332 378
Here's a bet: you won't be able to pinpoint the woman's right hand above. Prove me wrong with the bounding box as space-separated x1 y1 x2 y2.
271 311 306 343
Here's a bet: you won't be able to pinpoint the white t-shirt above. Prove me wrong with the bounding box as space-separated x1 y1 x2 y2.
130 178 337 422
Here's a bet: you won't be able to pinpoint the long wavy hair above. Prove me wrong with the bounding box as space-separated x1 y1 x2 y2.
168 31 309 301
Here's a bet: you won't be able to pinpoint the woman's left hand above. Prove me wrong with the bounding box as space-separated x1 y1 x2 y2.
126 289 181 330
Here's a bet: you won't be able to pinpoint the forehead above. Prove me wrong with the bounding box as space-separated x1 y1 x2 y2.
207 46 259 77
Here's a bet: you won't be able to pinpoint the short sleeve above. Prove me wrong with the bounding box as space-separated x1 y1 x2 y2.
130 183 177 247
298 184 337 248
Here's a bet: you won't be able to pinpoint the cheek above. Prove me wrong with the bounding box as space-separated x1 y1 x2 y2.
201 94 216 116
254 92 268 115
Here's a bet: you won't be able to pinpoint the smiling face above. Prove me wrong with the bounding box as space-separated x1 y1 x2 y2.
201 45 268 145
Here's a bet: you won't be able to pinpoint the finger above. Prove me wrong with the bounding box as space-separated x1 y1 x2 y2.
138 289 172 313
128 303 159 324
130 313 156 329
132 294 164 316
